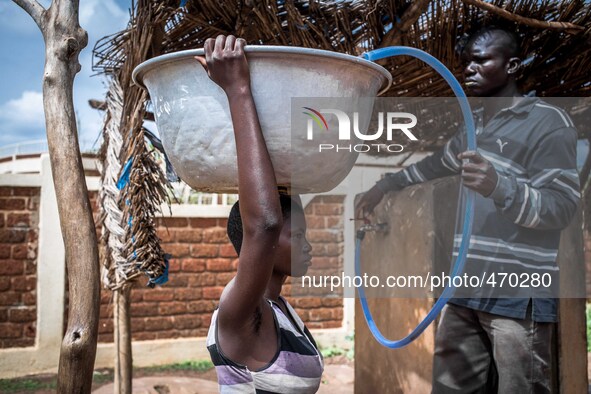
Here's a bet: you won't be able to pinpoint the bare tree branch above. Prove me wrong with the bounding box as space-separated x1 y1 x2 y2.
12 0 46 30
462 0 584 34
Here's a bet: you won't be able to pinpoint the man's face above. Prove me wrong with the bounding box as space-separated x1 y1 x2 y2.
461 34 515 97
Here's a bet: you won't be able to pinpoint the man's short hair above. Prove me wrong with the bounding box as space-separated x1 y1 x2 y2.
463 26 521 59
227 194 303 255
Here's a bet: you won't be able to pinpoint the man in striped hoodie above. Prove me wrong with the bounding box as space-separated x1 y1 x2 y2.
357 27 580 393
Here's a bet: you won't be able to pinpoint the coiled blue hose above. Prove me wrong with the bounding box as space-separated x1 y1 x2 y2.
355 47 477 348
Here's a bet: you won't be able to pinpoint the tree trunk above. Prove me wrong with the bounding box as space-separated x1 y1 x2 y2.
114 286 133 394
13 1 100 392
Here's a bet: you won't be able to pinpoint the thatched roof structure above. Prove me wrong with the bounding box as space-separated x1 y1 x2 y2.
92 0 591 286
94 1 591 97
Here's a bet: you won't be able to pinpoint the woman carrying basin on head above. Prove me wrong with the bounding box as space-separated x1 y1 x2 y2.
195 35 324 393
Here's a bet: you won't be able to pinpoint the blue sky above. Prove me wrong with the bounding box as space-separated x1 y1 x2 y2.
0 0 130 151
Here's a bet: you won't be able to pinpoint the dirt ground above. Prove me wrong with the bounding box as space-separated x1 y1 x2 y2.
0 356 353 393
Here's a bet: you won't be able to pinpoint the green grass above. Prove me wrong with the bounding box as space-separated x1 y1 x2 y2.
0 378 56 393
141 359 214 373
320 332 355 360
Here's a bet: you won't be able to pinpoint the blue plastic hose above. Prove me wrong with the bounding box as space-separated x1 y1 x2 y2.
355 46 477 348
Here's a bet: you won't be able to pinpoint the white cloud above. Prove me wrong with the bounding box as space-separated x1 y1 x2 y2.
0 90 45 129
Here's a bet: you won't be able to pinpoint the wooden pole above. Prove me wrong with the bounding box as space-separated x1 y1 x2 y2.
12 0 100 392
114 286 132 394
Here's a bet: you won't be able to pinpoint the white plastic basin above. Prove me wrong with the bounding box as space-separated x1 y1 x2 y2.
133 46 391 193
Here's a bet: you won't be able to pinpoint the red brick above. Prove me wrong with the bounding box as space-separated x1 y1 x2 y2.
0 198 25 210
206 258 233 272
0 214 4 228
219 244 238 258
0 188 11 197
168 259 181 273
159 217 188 228
27 196 39 211
182 258 206 272
322 320 342 329
175 288 203 301
0 244 10 259
131 303 154 317
0 278 10 292
22 293 35 306
13 187 40 197
172 315 201 329
165 243 190 258
9 308 36 323
306 322 323 329
203 228 228 244
0 308 7 322
176 229 203 243
201 314 212 327
190 244 218 258
26 229 38 243
309 309 332 321
189 218 218 228
0 323 22 338
203 286 224 299
0 260 24 276
319 196 344 203
11 244 29 260
0 229 27 243
100 291 112 304
133 332 156 341
216 272 234 286
217 218 228 227
308 230 342 243
131 318 145 331
325 244 342 256
158 302 187 315
97 334 114 343
2 338 34 347
145 317 173 331
331 308 343 320
187 301 216 313
99 305 112 318
11 277 35 292
306 216 324 229
166 274 189 287
326 217 341 228
143 289 174 302
189 272 216 287
157 228 174 243
294 298 322 308
6 213 30 228
314 204 343 216
321 298 342 307
99 319 114 334
310 257 339 269
294 309 309 321
23 261 36 275
130 290 143 302
23 323 36 338
155 331 178 339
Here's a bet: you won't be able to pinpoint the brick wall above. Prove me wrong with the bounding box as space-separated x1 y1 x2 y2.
96 195 345 342
0 187 39 348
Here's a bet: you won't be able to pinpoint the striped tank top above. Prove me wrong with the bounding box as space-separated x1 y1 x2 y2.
206 296 324 393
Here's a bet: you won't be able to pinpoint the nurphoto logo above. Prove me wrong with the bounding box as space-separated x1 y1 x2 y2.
303 107 419 153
